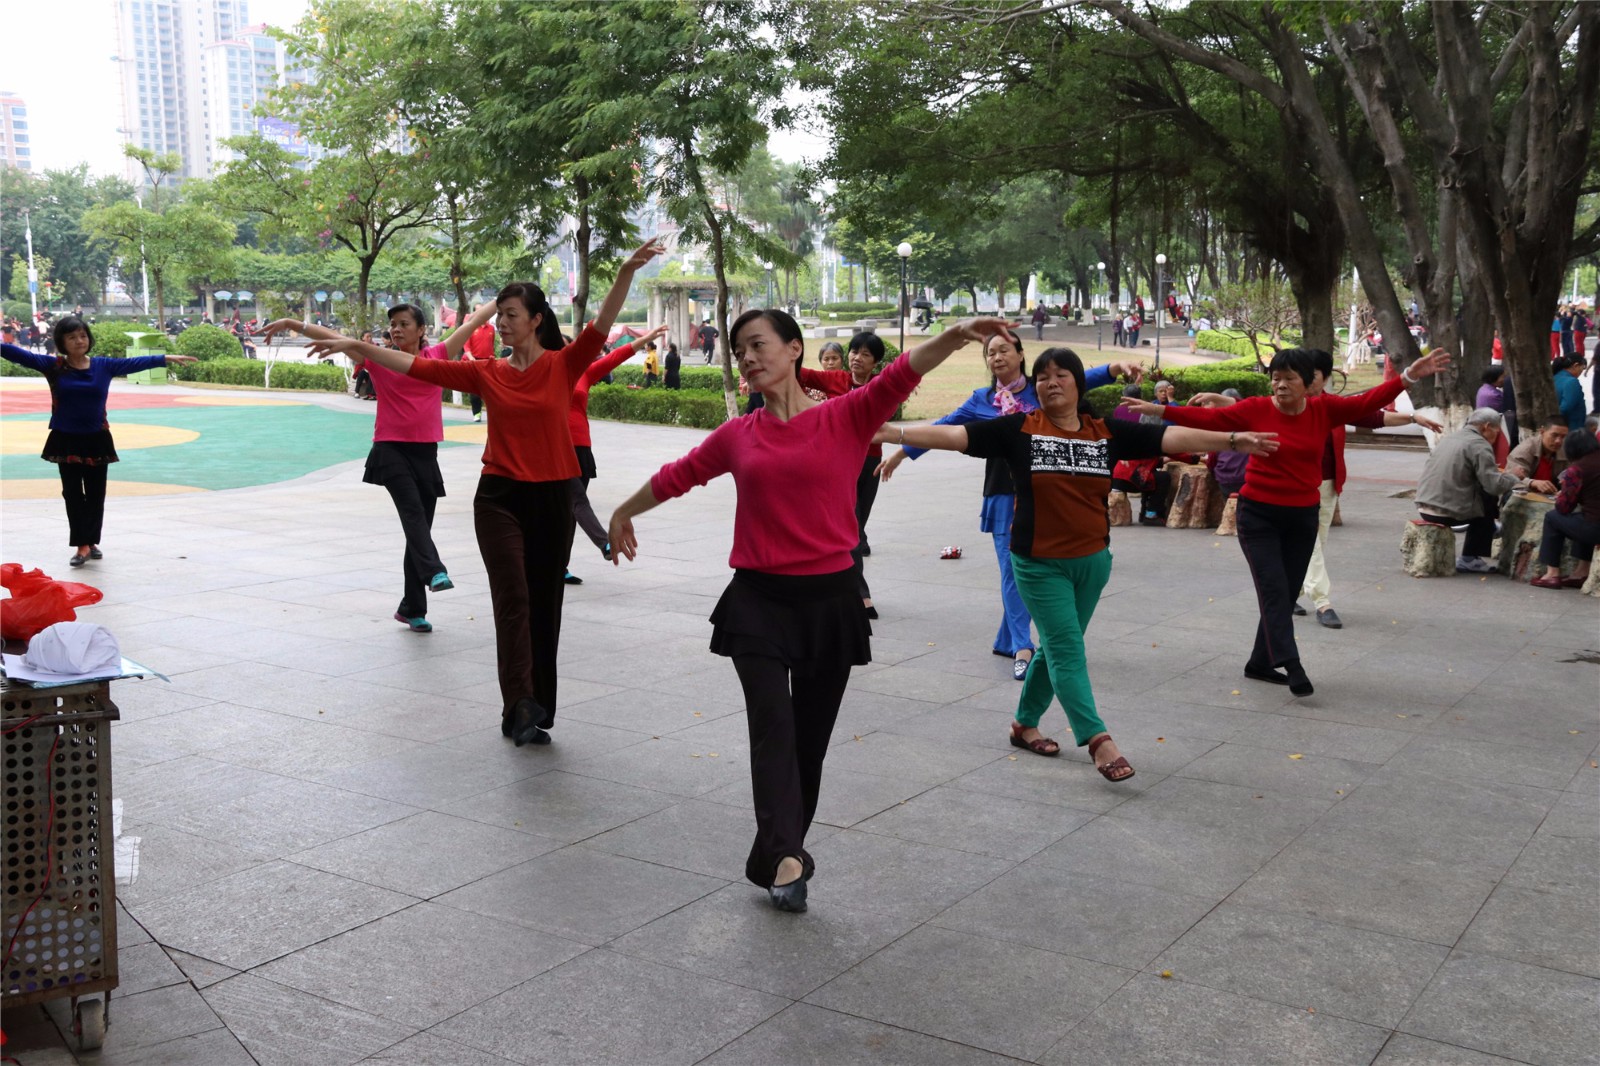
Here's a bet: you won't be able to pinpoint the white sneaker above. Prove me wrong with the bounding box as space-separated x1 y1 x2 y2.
1456 556 1495 574
473 413 483 423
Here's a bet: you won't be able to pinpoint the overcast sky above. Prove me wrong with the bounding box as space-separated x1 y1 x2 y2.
6 0 828 179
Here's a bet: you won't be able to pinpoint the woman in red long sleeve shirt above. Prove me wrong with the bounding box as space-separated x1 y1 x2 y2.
1123 346 1450 696
312 238 664 747
565 324 669 583
607 310 1020 914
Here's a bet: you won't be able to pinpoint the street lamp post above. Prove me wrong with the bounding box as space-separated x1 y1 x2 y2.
896 241 913 354
1154 253 1167 370
1096 261 1106 350
760 260 774 308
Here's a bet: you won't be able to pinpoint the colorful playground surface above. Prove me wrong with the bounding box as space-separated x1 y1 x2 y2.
0 378 481 496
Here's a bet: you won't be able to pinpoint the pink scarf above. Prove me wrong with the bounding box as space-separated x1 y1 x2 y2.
992 377 1035 416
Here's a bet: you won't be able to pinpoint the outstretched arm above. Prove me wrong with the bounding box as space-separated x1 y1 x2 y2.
873 423 970 453
440 301 497 359
1160 426 1279 457
905 318 1021 377
261 318 341 345
307 336 415 375
592 237 667 337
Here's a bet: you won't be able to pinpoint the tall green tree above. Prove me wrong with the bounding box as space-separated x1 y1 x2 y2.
0 166 133 306
82 199 236 326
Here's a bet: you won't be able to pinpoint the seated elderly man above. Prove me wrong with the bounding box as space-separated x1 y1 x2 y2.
1506 416 1570 484
1415 408 1543 573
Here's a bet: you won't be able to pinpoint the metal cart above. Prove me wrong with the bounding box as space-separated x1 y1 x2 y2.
2 679 120 1051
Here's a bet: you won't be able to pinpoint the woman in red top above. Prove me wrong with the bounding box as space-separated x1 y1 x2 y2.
1123 346 1450 696
565 324 668 584
312 238 664 746
607 311 1019 913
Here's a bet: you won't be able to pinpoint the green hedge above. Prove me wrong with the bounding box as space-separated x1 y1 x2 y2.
609 365 726 391
818 301 897 316
174 323 244 361
1083 356 1270 419
168 357 346 392
585 384 730 429
88 320 147 358
1194 328 1305 361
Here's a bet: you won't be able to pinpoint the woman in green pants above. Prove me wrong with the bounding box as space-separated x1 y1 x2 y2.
882 348 1278 780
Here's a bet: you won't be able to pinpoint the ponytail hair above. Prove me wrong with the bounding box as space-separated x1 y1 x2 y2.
497 282 565 350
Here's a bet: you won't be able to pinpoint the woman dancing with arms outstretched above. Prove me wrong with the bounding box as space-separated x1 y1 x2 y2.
607 312 1022 913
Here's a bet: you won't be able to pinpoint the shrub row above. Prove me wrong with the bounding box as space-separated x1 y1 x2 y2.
1082 356 1270 419
609 365 726 391
173 323 244 361
585 384 730 430
816 301 898 316
168 357 346 392
1194 328 1304 361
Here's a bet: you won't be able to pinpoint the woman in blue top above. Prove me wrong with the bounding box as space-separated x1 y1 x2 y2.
875 327 1142 679
1554 356 1588 431
2 316 195 568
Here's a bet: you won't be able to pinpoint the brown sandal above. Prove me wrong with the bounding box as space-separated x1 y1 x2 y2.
1087 734 1135 782
1009 722 1060 757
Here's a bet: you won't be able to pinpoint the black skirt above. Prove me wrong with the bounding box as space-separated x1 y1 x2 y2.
363 441 445 495
42 429 117 466
709 568 872 668
574 444 598 481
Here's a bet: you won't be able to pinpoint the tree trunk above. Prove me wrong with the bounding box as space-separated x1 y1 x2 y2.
449 192 470 323
357 256 376 334
703 204 738 420
967 285 980 311
572 182 592 329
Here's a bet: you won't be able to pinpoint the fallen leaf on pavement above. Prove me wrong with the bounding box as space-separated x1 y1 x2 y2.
1288 753 1304 760
1007 755 1018 761
1160 970 1173 979
1231 690 1241 696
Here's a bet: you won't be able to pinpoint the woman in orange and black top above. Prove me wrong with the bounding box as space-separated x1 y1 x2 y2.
311 238 665 746
887 348 1278 780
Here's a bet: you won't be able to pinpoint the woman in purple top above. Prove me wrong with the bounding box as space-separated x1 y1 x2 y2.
1476 366 1505 412
2 316 196 568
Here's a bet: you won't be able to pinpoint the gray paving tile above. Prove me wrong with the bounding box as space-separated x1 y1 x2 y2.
85 982 224 1053
847 664 999 703
0 1005 76 1066
437 768 676 844
157 777 420 857
115 823 269 907
115 939 190 997
1175 741 1378 797
202 973 415 1066
310 742 549 808
289 810 563 897
91 1028 258 1066
1029 813 1290 900
703 766 933 829
609 882 916 999
563 733 752 796
805 925 1131 1061
434 845 725 944
854 784 1094 861
1395 732 1593 790
1457 881 1600 978
560 686 747 733
1504 829 1600 895
255 902 586 1025
361 1032 523 1065
1538 787 1600 838
934 862 1215 969
1399 951 1600 1066
1372 1033 1530 1066
1241 714 1416 764
1322 767 1557 864
701 1002 1025 1065
821 732 1008 785
1043 972 1390 1065
116 902 153 949
950 751 1157 813
583 797 836 879
804 829 1013 921
134 860 417 969
1107 774 1335 838
1154 904 1450 1028
113 755 293 825
163 948 240 989
433 949 786 1065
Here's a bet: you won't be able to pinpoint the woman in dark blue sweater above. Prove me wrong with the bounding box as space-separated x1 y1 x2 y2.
2 316 195 567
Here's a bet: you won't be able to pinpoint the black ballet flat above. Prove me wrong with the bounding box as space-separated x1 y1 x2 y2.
863 605 879 620
1243 662 1290 686
509 697 551 747
769 879 807 913
1284 661 1315 698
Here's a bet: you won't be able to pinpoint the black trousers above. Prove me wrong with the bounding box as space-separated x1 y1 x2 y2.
571 476 608 552
1419 491 1500 557
1539 509 1600 568
385 479 443 618
851 453 879 599
731 654 852 888
59 464 108 546
1236 497 1320 669
467 393 482 417
1112 470 1173 522
474 477 575 718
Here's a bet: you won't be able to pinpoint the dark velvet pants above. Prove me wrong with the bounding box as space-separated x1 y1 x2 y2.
59 464 108 546
851 453 880 599
385 479 443 618
1236 497 1320 669
474 477 575 719
731 654 852 888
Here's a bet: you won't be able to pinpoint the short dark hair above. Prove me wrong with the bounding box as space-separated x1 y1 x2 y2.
1481 366 1505 386
1539 415 1568 431
1562 428 1599 459
848 331 885 365
729 309 805 373
1030 347 1091 413
1267 348 1317 386
1308 349 1334 379
387 303 428 329
52 315 92 355
497 283 565 350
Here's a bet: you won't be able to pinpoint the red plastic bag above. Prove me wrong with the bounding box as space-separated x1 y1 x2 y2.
0 564 103 641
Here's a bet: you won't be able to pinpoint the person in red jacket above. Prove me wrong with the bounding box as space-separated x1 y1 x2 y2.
461 320 498 421
1123 346 1451 696
565 324 668 585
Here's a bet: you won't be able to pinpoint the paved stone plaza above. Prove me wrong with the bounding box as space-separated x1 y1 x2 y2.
3 387 1597 1066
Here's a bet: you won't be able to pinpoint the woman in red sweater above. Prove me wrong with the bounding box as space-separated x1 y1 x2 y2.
565 324 668 584
1122 346 1450 696
607 311 1019 913
312 238 664 746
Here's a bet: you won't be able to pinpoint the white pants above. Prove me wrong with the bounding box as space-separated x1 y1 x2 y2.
1300 479 1338 609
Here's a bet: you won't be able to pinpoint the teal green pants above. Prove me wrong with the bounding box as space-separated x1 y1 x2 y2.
1010 549 1112 746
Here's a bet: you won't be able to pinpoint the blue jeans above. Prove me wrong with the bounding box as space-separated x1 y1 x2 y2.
981 494 1033 655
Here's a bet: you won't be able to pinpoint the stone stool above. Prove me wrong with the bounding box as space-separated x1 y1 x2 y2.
1400 519 1455 577
1494 493 1586 583
1215 494 1239 536
1107 489 1133 527
1163 462 1215 529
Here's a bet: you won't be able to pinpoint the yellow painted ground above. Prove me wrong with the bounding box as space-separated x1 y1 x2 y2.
0 423 200 455
1 479 205 499
442 424 489 444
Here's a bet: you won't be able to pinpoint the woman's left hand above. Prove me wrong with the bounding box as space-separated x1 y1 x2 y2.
1413 413 1444 432
1409 348 1453 379
949 317 1024 345
639 324 670 346
608 510 638 564
1233 431 1280 455
623 237 667 272
164 354 198 365
307 337 359 359
1118 397 1163 418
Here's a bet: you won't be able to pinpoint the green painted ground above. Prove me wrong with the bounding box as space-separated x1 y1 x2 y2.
1 406 470 491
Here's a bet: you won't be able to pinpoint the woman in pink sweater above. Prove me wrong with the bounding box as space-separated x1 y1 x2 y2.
608 309 1018 913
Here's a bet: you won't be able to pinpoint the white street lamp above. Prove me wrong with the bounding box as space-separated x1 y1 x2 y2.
897 242 914 353
1154 253 1168 369
1096 261 1107 347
